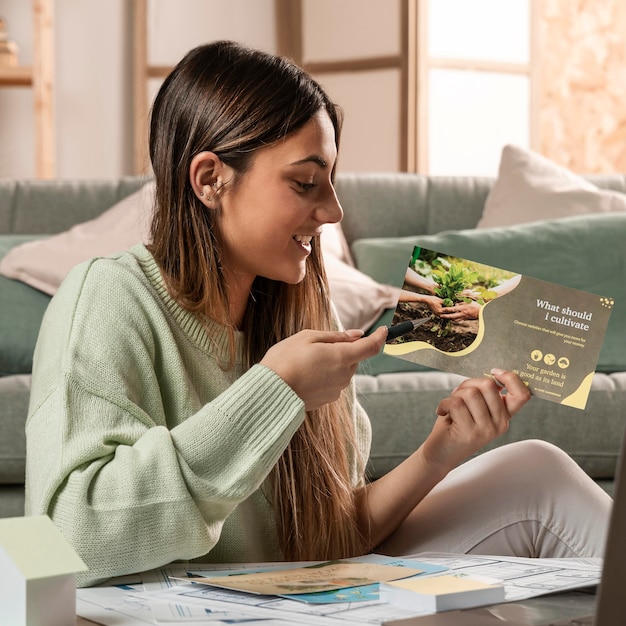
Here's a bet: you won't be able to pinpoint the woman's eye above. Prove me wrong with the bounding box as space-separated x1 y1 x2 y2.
295 181 317 192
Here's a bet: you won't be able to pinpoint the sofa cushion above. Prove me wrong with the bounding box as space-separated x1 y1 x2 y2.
0 277 51 376
478 144 626 228
352 211 626 373
0 235 52 377
0 374 31 484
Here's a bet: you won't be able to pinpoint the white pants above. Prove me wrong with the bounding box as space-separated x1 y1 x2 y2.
378 439 612 559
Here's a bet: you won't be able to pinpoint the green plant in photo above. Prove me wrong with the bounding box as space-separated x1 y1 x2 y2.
430 262 478 337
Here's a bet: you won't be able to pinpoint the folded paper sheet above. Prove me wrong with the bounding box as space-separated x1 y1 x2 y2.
183 560 423 596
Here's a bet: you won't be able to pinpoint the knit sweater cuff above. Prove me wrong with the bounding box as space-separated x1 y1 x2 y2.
171 364 305 482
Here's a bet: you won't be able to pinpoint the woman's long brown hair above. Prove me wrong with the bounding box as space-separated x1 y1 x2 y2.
148 41 368 560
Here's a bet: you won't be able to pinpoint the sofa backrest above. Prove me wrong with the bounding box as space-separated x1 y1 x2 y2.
335 173 494 244
335 172 626 245
0 176 147 235
2 172 626 239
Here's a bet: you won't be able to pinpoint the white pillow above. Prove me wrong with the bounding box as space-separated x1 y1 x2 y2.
0 182 394 331
478 144 626 228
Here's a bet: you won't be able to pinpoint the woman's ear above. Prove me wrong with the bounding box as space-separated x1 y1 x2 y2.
189 151 228 206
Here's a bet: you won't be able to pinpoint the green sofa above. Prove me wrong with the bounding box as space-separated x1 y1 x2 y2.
1 172 625 518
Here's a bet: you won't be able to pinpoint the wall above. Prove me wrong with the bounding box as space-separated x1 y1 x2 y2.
0 0 130 179
1 0 399 179
0 0 276 180
539 0 626 172
302 0 401 172
2 1 626 179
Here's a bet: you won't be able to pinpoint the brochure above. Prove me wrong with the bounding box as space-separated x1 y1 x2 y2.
182 560 424 596
282 558 447 604
384 246 614 410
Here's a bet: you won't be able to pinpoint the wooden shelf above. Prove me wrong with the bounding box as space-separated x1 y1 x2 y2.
0 66 33 86
0 0 55 178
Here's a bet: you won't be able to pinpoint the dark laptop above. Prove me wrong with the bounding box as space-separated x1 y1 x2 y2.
384 425 626 626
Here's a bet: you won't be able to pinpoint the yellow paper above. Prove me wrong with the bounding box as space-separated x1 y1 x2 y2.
388 574 499 595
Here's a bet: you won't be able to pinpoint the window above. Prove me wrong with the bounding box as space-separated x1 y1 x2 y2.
277 0 537 174
277 0 406 172
413 0 535 175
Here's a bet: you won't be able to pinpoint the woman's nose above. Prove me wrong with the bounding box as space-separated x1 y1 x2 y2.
316 186 343 224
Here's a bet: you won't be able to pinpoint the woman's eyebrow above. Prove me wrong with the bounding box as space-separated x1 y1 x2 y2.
290 155 328 168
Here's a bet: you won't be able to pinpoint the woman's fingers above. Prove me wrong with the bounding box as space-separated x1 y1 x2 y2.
427 371 532 472
440 370 530 423
489 368 532 415
260 326 388 411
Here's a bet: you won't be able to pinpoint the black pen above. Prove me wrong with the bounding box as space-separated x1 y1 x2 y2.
386 317 429 340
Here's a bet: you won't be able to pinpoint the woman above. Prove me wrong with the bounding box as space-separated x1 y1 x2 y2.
25 41 610 587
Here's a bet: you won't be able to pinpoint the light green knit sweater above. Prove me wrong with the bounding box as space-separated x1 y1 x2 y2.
25 244 371 587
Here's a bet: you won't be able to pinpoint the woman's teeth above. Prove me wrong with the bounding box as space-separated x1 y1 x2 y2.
293 235 312 244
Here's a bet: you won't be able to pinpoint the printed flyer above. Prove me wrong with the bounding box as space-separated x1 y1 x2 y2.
384 246 614 410
183 560 424 596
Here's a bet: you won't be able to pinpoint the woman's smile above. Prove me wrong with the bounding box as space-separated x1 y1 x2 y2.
293 234 314 254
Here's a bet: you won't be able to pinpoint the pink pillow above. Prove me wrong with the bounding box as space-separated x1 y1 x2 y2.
321 222 355 266
0 183 154 295
324 253 400 331
0 182 395 331
319 222 400 328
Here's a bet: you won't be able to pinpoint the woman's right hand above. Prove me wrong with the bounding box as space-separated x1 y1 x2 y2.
260 326 387 411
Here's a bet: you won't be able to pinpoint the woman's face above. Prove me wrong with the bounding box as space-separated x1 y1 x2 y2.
217 110 343 295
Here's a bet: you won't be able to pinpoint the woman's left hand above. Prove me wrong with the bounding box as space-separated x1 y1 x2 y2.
421 369 531 474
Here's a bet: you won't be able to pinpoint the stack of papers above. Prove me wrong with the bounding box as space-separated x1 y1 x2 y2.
76 553 602 625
